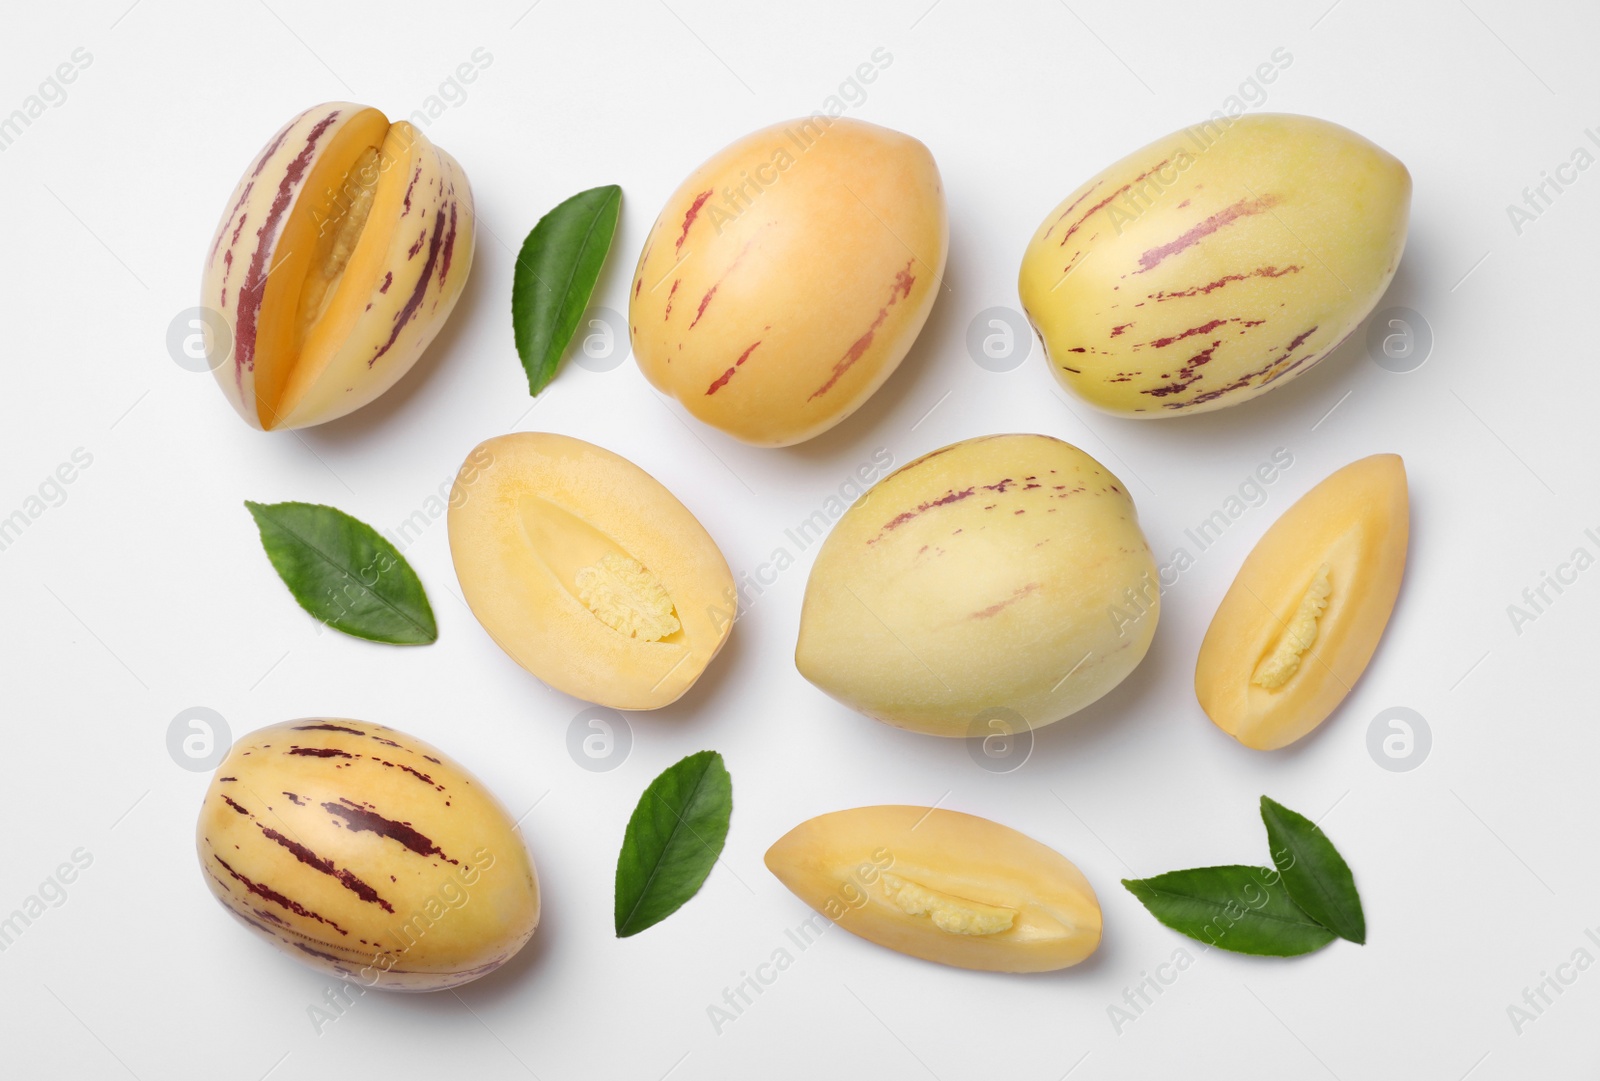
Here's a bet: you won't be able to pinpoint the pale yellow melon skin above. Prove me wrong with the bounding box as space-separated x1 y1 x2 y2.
796 434 1158 737
765 806 1102 972
1019 113 1410 416
630 117 948 446
196 720 538 992
201 101 474 430
448 432 736 710
1196 454 1409 750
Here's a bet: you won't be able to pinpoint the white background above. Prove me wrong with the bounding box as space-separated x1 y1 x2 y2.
1 0 1595 1078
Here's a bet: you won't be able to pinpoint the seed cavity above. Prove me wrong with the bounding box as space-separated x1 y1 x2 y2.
576 553 680 641
881 873 1015 935
1254 563 1331 689
298 145 381 346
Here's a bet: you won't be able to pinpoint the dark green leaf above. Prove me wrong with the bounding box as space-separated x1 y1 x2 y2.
1261 796 1366 944
244 501 436 645
615 751 732 938
512 184 622 396
1122 866 1336 957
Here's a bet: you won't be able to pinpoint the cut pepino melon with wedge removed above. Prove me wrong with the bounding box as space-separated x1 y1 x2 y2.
201 102 474 430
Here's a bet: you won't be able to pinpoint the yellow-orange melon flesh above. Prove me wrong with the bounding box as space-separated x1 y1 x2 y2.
250 107 390 426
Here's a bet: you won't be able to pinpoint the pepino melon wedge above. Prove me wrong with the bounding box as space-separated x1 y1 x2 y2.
1196 454 1409 750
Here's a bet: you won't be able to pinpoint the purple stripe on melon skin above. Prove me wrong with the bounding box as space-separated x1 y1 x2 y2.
322 799 457 865
220 795 251 816
1143 339 1222 397
212 854 349 934
258 824 396 913
402 165 421 215
230 908 290 941
208 182 254 263
676 188 714 252
293 941 357 970
226 904 367 964
808 260 917 401
890 263 915 302
1151 264 1301 301
1228 327 1318 394
228 908 350 967
294 723 366 735
1148 318 1229 349
288 746 353 758
1162 326 1319 409
375 760 443 790
1057 161 1171 250
370 209 446 367
1042 181 1103 240
705 341 762 395
1175 375 1253 408
1266 325 1318 366
1134 195 1279 274
971 582 1041 619
379 271 392 293
689 286 717 329
811 307 887 400
233 109 343 391
869 487 977 543
688 237 758 331
249 108 315 181
1264 326 1351 386
1267 353 1315 383
440 200 458 284
209 111 315 261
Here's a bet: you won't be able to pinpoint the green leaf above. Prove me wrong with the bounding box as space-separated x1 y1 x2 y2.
615 751 732 938
244 501 436 646
512 184 622 396
1122 866 1336 957
1261 796 1366 944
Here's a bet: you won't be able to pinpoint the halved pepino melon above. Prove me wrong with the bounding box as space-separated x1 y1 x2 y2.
447 433 736 710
